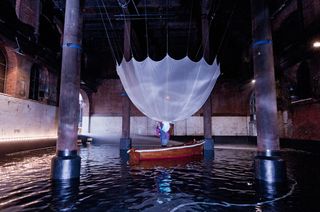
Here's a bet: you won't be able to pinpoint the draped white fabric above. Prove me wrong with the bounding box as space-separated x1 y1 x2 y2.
117 55 220 122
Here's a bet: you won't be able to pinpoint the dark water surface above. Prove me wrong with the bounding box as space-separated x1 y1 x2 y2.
0 140 319 211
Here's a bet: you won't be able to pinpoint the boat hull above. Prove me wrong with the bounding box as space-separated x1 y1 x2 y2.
128 141 204 164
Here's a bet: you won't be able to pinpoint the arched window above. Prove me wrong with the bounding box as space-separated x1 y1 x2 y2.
296 61 311 99
29 64 40 100
0 48 6 93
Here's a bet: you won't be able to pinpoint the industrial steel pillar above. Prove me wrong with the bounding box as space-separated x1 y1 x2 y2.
120 14 132 150
251 0 286 182
201 0 214 151
51 0 82 180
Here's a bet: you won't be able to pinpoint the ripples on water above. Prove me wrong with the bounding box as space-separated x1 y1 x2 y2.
0 141 319 211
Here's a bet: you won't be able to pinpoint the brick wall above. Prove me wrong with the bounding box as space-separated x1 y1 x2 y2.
303 0 320 27
15 0 39 29
91 79 143 116
90 79 252 136
211 80 252 115
291 103 320 141
3 46 34 98
92 79 251 117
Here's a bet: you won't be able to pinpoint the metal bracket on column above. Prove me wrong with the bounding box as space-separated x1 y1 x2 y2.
62 43 82 50
252 39 272 48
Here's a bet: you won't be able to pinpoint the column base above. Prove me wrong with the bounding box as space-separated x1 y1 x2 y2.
254 155 286 183
204 138 214 151
120 138 132 150
51 150 81 180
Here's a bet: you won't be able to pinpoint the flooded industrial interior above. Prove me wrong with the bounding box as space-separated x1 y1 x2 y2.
0 136 319 211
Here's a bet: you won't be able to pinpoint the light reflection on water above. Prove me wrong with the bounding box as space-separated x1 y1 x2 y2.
0 141 319 211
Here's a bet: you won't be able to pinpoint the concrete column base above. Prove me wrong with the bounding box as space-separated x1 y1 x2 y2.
120 138 132 150
51 150 81 180
254 155 286 183
204 138 214 151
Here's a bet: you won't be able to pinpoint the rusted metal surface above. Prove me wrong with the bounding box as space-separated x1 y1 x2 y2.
56 0 82 151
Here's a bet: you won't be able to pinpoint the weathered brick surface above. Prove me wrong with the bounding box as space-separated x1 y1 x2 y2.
3 46 34 98
91 79 122 116
15 0 38 28
16 54 32 98
211 80 252 115
91 79 143 116
3 46 18 96
291 103 320 141
272 0 320 30
303 0 320 27
92 79 251 117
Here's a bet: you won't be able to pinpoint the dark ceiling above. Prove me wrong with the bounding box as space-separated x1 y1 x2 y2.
52 0 254 86
1 0 310 90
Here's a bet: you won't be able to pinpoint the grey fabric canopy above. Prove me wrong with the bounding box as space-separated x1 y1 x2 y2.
117 55 220 122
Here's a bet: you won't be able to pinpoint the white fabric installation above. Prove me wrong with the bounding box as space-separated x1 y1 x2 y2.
117 55 220 122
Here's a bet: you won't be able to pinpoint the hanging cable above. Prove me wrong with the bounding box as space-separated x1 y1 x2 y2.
195 15 214 58
166 0 169 54
100 0 123 59
121 7 134 57
144 0 149 56
132 0 140 16
186 0 194 56
95 0 118 63
216 0 238 56
195 0 222 59
194 0 222 59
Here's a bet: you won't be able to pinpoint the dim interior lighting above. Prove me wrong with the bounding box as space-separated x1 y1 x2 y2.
251 79 256 83
313 41 320 48
0 136 57 143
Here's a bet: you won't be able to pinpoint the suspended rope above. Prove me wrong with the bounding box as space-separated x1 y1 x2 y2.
132 0 140 16
117 0 221 122
100 0 123 60
121 7 134 57
195 17 213 58
144 0 149 56
186 0 194 56
166 0 169 54
95 0 118 63
194 0 221 59
216 0 238 56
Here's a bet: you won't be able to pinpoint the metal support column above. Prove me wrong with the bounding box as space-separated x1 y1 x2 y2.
120 12 132 150
251 0 286 182
201 0 214 151
51 0 82 180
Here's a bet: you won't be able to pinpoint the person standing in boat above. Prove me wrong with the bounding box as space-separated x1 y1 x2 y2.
159 121 170 147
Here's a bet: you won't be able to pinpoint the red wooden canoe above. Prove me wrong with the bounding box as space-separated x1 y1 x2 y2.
127 140 204 164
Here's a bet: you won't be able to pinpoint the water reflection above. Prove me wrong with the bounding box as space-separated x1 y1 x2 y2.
50 179 79 211
156 169 172 203
255 180 289 200
0 142 318 211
